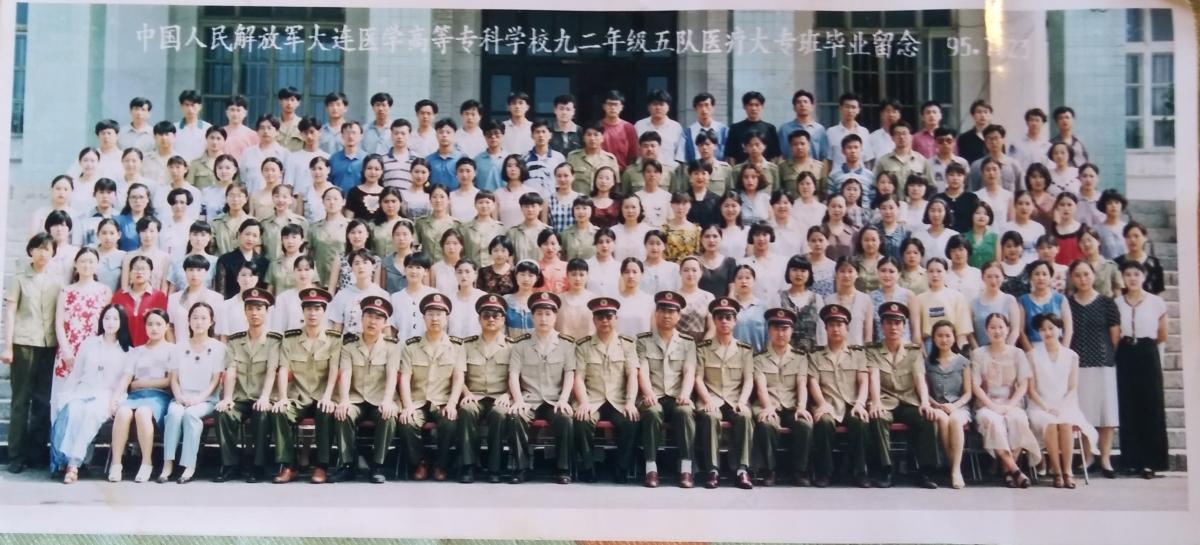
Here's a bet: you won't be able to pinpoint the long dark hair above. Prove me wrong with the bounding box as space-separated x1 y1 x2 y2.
97 303 134 351
927 319 959 360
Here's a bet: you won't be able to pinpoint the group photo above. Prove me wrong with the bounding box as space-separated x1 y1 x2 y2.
0 1 1192 535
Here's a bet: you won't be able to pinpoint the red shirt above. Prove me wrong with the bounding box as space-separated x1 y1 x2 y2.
111 289 169 346
601 119 639 171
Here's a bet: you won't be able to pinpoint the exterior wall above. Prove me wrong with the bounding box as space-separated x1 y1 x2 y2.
676 11 730 126
953 10 991 131
982 10 1050 135
362 8 432 123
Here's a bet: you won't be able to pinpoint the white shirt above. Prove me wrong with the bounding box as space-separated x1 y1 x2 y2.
501 120 535 156
327 283 388 335
635 188 671 227
160 216 193 259
494 186 527 226
640 260 681 294
167 288 226 343
634 116 685 168
740 253 788 304
239 143 290 196
585 258 622 298
945 266 984 302
612 223 652 262
153 183 203 224
791 200 826 233
170 337 225 398
616 289 656 336
867 128 896 163
448 288 487 338
408 128 438 158
456 128 487 159
270 288 331 333
766 219 808 259
284 148 330 197
449 187 480 222
974 186 1014 234
719 225 749 260
911 227 960 263
1117 293 1166 339
389 286 439 340
430 261 458 292
1009 135 1051 171
174 119 213 162
825 123 873 171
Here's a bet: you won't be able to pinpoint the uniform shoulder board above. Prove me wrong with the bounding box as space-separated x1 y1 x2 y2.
850 345 865 351
284 329 303 338
405 336 421 345
866 342 882 350
736 341 752 350
619 334 635 343
754 350 767 357
575 335 593 345
636 332 653 339
811 346 828 355
228 331 247 340
449 336 463 345
678 333 695 341
342 333 359 343
266 331 283 340
696 339 713 348
558 333 575 343
384 336 400 344
905 343 922 350
462 335 480 343
791 347 806 355
325 329 342 338
513 333 532 343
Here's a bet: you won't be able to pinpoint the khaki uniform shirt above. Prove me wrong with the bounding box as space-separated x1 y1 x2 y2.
575 334 639 407
5 267 61 347
506 221 550 263
414 215 461 263
187 153 219 189
225 331 282 402
734 160 782 193
560 224 599 261
635 330 696 399
276 118 304 152
873 151 934 190
754 346 808 410
566 149 620 194
278 328 342 406
462 334 513 399
778 158 828 198
339 334 402 406
672 160 732 195
401 335 466 408
259 212 309 264
865 342 925 411
696 338 753 407
460 219 507 268
510 332 577 405
809 345 868 422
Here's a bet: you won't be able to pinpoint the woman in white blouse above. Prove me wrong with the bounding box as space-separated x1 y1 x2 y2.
612 194 651 262
615 258 655 336
158 301 224 484
640 230 680 294
108 309 174 482
1114 260 1170 478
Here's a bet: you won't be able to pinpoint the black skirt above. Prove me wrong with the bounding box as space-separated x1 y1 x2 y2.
1115 337 1169 470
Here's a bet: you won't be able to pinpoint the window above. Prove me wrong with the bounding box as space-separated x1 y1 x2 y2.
198 7 345 126
815 10 955 131
1125 8 1174 149
12 2 28 135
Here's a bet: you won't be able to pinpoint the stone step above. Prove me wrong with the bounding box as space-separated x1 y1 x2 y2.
1163 370 1182 390
1165 336 1180 353
1169 429 1186 450
1167 408 1186 429
1158 257 1178 271
1149 243 1177 259
1168 318 1179 335
1130 214 1175 229
1164 353 1180 370
1162 287 1178 303
1167 302 1179 319
1166 272 1178 286
1146 227 1178 243
1165 390 1184 409
1126 200 1177 216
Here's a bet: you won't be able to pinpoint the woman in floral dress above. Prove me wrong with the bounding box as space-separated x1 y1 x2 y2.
52 247 113 422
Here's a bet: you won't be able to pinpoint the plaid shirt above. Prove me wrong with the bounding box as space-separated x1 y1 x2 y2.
547 191 581 233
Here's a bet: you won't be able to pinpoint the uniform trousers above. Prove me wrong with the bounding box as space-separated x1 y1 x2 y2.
215 400 272 467
751 408 813 473
162 400 215 468
398 402 458 469
7 345 55 465
335 402 397 467
696 403 753 472
511 402 573 471
273 402 334 467
640 396 696 462
869 403 939 470
575 402 638 472
813 408 869 478
458 397 510 473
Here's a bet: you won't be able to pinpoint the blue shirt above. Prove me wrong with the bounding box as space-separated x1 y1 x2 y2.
683 121 728 164
778 119 829 161
474 150 505 192
115 213 143 251
329 150 364 194
426 149 464 191
826 163 876 201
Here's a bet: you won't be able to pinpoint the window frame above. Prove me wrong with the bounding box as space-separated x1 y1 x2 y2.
12 2 28 136
1124 8 1175 151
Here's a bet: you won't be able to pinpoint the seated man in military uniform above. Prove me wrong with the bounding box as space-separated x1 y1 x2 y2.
214 288 280 483
331 296 401 484
398 293 467 482
508 291 576 484
636 290 699 488
573 297 640 484
866 301 940 489
271 287 342 484
458 294 519 484
693 297 755 490
808 304 871 488
750 307 814 487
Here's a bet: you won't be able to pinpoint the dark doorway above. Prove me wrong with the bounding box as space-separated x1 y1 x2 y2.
481 10 678 126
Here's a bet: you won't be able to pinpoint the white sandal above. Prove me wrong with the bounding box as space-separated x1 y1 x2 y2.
134 465 153 483
107 463 123 482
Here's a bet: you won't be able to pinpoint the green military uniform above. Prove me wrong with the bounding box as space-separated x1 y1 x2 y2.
276 118 304 152
809 344 870 481
636 328 697 465
307 216 349 285
209 213 251 256
695 337 754 473
459 332 515 475
620 158 661 195
573 330 640 476
778 157 828 199
3 264 61 469
414 215 461 263
751 343 814 477
734 160 782 194
506 221 549 263
273 327 342 469
216 329 281 471
559 222 598 261
566 148 620 194
335 332 402 468
865 341 939 473
187 153 219 189
398 333 466 472
459 218 507 268
259 211 308 263
509 330 577 472
673 159 732 195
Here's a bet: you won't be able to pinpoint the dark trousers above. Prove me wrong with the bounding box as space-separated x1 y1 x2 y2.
216 400 272 468
869 403 939 471
511 403 573 471
458 397 509 473
335 403 397 467
1116 339 1170 471
575 402 638 472
7 345 54 465
751 409 813 473
813 409 869 479
639 396 696 462
398 403 458 470
273 402 334 467
696 403 753 472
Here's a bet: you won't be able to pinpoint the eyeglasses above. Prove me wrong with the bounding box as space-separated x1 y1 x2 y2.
713 314 736 321
594 314 617 321
480 311 503 320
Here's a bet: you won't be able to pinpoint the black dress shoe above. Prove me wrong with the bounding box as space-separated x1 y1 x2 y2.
854 474 871 488
213 465 241 483
813 475 831 488
245 467 264 484
327 465 356 483
876 468 894 488
1102 468 1117 479
369 468 387 484
488 471 501 484
580 469 598 483
509 470 526 484
459 466 475 484
6 461 25 474
916 472 939 489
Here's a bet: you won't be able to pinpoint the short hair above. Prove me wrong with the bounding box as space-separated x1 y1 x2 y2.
1118 259 1146 275
298 116 322 133
1035 234 1059 249
838 92 861 106
1097 188 1127 213
1078 163 1100 177
324 92 348 106
152 120 176 135
933 127 957 140
183 254 212 271
94 178 119 195
944 234 972 257
349 247 378 266
785 255 816 287
741 91 766 106
518 192 545 207
178 90 202 105
1047 141 1076 164
982 124 1006 138
582 122 605 136
255 114 281 131
1024 108 1048 122
788 129 811 144
973 201 995 225
604 90 626 104
168 155 188 168
567 258 589 273
502 154 530 181
507 91 531 105
878 97 902 111
594 227 617 244
572 195 596 212
889 119 913 135
434 118 458 131
530 120 551 133
1052 106 1075 120
900 236 926 257
792 90 815 105
923 197 955 226
370 92 394 107
647 89 673 105
693 129 718 147
415 99 438 114
536 228 559 247
553 94 576 107
277 86 302 100
514 260 545 287
920 100 942 114
747 222 776 244
969 99 993 114
944 162 967 177
225 95 249 109
26 232 55 256
686 160 713 175
1000 230 1025 248
341 120 363 134
644 229 667 245
840 133 863 149
1032 312 1064 332
94 119 120 135
44 210 73 232
641 159 662 175
488 235 516 256
692 92 716 108
167 187 194 206
205 126 227 140
638 131 662 145
391 118 413 132
129 97 152 111
455 157 476 171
